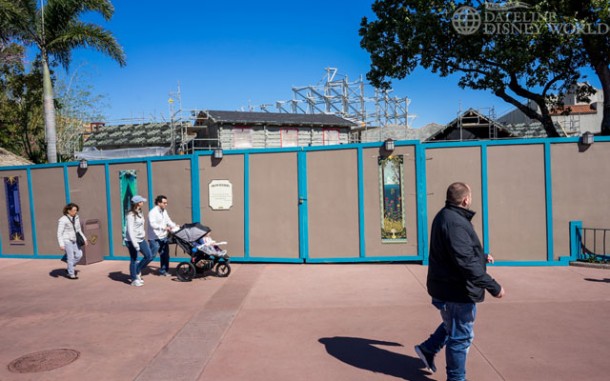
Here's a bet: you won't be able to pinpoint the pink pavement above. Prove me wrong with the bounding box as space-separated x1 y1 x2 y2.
0 259 609 381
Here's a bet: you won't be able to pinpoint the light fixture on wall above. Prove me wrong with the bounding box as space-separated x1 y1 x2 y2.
582 131 594 145
384 138 395 152
79 159 88 169
213 148 223 159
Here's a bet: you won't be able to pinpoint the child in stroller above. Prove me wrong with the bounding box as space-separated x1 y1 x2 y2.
194 234 228 257
171 223 231 281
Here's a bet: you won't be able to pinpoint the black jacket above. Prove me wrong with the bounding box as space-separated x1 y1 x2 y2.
427 202 502 303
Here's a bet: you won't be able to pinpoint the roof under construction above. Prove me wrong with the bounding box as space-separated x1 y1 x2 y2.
196 110 356 128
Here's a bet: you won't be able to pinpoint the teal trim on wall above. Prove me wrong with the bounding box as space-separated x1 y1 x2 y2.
190 155 201 223
357 147 366 258
491 260 567 267
297 151 309 260
63 165 70 204
1 254 61 259
27 168 38 256
231 257 303 263
146 160 154 210
480 143 490 253
415 142 429 264
104 163 115 257
568 220 583 261
544 142 555 262
306 256 421 263
243 153 250 258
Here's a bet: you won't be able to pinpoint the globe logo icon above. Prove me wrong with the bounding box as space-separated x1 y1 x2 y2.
452 6 481 35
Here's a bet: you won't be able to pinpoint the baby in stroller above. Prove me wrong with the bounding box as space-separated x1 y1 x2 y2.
194 234 228 257
172 223 231 280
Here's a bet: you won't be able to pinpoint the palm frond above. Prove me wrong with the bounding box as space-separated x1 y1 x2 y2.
44 0 115 32
47 22 126 69
0 0 37 42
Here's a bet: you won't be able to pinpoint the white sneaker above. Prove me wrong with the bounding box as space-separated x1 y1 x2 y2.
131 279 144 287
137 273 144 283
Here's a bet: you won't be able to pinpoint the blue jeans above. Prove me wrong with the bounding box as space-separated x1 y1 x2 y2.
149 238 170 273
64 240 83 276
420 298 477 381
126 240 153 281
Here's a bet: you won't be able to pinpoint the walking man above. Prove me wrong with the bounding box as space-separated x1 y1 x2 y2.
415 182 505 381
148 195 178 276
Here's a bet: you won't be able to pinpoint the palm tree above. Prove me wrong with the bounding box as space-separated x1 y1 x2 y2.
0 1 24 64
3 0 125 163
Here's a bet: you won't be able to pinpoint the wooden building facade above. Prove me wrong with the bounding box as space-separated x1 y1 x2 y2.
190 110 356 149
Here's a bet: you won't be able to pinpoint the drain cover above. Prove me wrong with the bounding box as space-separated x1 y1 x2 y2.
7 349 80 373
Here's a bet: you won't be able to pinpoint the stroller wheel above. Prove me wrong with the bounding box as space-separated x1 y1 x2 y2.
215 263 231 277
176 262 196 282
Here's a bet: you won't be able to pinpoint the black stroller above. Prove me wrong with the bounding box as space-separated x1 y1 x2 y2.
171 223 231 281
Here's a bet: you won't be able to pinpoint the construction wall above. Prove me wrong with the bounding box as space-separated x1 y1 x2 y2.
1 137 609 264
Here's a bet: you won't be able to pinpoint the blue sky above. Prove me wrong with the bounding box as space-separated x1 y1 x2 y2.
56 0 600 128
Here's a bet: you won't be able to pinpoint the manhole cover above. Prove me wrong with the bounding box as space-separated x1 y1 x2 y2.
7 349 80 373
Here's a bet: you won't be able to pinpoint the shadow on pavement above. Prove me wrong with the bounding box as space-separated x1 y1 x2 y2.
49 268 70 278
319 336 434 381
108 271 131 284
584 277 610 283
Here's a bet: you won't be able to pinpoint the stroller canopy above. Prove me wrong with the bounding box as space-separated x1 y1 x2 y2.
173 223 210 243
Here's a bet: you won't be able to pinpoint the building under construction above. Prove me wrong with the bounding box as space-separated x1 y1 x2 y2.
257 68 416 135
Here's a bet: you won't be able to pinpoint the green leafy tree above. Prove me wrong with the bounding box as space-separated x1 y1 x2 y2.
360 0 594 137
0 1 25 65
1 0 125 163
0 52 47 163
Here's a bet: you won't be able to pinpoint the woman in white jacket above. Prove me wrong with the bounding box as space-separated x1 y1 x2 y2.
57 203 88 279
125 195 153 287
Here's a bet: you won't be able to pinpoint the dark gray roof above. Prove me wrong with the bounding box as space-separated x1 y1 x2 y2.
198 110 356 128
84 122 190 148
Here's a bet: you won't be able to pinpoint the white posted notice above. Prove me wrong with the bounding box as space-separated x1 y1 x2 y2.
209 180 233 210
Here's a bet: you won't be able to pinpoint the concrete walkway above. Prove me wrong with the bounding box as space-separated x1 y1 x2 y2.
0 259 609 381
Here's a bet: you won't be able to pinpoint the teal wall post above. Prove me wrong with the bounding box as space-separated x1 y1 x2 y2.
357 147 366 258
190 154 201 223
415 142 429 264
297 150 309 261
480 143 490 254
569 220 583 261
146 160 154 210
544 142 555 262
27 168 39 256
63 165 71 204
104 163 115 258
243 153 250 258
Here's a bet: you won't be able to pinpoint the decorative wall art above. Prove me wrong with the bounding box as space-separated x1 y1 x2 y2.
4 176 25 244
378 155 407 242
119 170 138 241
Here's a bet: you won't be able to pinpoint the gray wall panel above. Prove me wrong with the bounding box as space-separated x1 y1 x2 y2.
200 155 245 258
307 150 359 259
487 145 547 261
249 153 299 258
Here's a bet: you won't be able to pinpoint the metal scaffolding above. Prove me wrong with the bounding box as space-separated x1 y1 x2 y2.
258 68 416 129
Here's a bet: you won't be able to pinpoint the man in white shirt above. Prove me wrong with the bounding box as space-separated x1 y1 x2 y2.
148 195 178 276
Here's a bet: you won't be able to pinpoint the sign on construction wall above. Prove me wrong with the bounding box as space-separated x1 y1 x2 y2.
209 180 233 210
